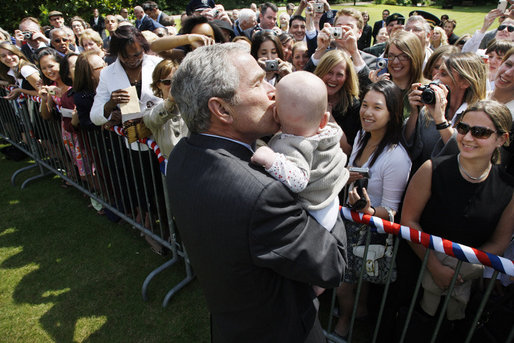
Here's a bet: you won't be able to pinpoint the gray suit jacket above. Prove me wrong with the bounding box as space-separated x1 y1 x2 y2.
167 133 347 343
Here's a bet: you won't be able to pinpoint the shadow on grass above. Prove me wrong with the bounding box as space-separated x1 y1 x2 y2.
0 156 209 343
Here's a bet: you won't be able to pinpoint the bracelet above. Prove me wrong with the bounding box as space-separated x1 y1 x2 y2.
370 206 376 216
435 120 450 130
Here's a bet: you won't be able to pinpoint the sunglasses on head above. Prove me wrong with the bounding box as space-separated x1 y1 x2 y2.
498 25 514 33
456 122 497 139
160 79 172 86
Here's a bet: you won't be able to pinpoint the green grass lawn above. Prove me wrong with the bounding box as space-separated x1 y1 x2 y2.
0 150 209 342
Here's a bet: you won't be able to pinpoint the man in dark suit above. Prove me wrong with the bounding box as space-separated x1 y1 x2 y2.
167 43 347 343
372 9 389 44
89 8 105 38
134 5 163 32
142 1 170 26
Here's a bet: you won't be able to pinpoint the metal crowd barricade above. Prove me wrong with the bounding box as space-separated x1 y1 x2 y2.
0 88 194 307
2 87 514 339
323 208 514 343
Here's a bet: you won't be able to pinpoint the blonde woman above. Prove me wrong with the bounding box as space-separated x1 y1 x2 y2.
405 52 487 173
430 26 448 50
314 49 360 154
0 41 41 99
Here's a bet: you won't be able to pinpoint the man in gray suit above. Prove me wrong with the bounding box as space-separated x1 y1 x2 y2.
167 43 347 343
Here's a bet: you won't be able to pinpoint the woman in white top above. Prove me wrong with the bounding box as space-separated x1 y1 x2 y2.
0 41 41 99
334 80 411 339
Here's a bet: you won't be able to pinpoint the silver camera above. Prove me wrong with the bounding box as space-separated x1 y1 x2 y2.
209 8 219 17
23 31 33 40
314 3 324 13
349 167 370 178
265 60 279 72
328 27 343 39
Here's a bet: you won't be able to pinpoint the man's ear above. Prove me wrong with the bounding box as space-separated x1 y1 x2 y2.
208 97 233 124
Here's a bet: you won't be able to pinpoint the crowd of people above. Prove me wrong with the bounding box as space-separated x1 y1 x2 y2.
1 1 514 342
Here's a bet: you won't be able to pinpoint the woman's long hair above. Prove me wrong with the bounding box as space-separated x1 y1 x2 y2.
0 41 35 83
354 80 404 167
442 52 486 105
314 49 359 115
250 31 284 61
385 30 425 89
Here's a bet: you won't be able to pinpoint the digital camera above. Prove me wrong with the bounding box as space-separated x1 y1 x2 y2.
418 80 442 105
328 27 343 39
348 167 370 178
375 58 388 76
314 3 324 13
23 31 33 40
265 60 279 72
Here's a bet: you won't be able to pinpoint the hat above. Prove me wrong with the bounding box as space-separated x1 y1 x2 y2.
385 13 405 26
186 0 215 16
409 10 441 28
48 10 63 18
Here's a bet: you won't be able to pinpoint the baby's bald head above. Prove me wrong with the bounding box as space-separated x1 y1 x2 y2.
275 71 328 136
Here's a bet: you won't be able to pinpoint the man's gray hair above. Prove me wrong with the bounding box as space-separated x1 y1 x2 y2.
49 28 66 40
238 9 256 25
407 15 431 33
171 43 249 134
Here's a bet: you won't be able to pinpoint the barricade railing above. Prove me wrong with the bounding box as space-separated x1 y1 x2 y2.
323 207 513 343
2 88 513 340
0 88 194 307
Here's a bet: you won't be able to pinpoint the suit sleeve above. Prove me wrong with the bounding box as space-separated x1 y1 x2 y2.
249 180 347 288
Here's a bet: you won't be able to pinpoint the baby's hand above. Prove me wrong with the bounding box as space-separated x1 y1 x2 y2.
251 146 277 169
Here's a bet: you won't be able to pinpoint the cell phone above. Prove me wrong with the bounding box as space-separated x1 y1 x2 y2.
497 0 508 11
351 178 368 211
349 167 370 178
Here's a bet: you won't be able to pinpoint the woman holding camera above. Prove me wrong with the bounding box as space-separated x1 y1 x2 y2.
404 52 487 174
251 30 292 85
370 31 425 119
333 80 411 339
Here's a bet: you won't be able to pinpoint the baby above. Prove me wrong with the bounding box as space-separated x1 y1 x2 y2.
251 71 349 232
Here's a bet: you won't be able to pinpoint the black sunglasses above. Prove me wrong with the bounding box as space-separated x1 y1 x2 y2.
456 122 497 139
159 79 172 86
498 25 514 33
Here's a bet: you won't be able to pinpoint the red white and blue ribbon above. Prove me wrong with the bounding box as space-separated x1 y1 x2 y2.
109 125 167 175
340 206 514 277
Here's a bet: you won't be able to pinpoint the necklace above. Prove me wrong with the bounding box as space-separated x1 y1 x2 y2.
457 154 491 181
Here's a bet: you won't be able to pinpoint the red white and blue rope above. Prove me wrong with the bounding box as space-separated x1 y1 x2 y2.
109 125 167 175
340 206 514 277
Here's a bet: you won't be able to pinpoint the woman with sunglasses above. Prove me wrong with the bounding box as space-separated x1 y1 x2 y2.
405 52 487 174
143 59 188 159
400 100 513 329
461 9 514 54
